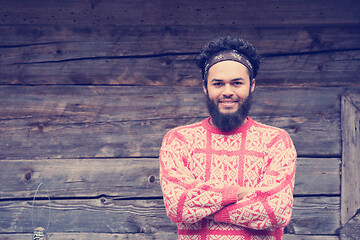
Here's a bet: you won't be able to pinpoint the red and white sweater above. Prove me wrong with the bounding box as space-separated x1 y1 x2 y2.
160 117 297 240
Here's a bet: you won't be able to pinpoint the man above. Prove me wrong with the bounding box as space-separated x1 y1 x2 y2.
159 36 297 240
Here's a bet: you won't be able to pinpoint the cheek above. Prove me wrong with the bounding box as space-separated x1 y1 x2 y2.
207 88 220 99
236 89 251 99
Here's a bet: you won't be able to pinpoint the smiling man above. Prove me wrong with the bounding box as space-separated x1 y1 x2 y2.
160 36 297 240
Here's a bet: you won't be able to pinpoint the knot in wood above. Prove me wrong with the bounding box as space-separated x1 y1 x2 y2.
25 170 33 181
148 175 156 183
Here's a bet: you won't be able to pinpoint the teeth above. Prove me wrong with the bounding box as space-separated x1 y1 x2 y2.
221 102 236 105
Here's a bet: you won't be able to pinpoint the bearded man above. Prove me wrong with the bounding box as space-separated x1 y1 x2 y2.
159 36 297 240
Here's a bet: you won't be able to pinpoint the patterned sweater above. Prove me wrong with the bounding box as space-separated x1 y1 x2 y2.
159 117 297 240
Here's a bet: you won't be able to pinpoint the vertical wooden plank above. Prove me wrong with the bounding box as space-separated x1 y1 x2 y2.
341 94 360 225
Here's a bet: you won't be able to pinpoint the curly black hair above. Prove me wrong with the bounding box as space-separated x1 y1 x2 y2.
197 36 261 85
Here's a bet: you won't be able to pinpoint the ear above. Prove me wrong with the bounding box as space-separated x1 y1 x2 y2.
250 78 256 93
202 81 208 95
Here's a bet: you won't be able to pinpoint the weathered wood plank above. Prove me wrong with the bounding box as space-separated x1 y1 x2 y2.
259 50 360 87
0 0 359 26
0 232 340 239
340 212 360 240
293 158 340 196
289 197 340 235
0 86 343 119
0 86 344 159
1 24 359 57
0 197 340 235
0 158 160 199
341 94 360 225
0 233 339 240
0 233 179 240
284 236 338 240
0 114 341 159
0 157 340 199
1 50 359 87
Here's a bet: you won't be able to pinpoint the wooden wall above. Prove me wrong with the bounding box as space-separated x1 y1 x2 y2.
0 0 359 239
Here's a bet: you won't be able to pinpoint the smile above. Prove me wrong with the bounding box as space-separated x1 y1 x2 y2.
219 99 238 107
219 99 238 103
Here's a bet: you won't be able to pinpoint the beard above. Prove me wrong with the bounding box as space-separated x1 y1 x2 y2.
206 93 252 132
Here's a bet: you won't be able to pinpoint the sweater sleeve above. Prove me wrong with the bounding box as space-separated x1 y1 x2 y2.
214 130 297 230
160 129 238 224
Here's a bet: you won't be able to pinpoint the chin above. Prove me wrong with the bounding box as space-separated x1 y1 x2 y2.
222 109 238 114
218 108 239 115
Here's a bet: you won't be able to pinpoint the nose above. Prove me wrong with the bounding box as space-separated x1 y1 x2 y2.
222 83 234 97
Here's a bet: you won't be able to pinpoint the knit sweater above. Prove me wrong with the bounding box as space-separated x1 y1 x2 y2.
159 117 297 240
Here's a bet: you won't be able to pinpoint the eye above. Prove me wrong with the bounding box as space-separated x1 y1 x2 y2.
212 82 223 86
232 81 243 86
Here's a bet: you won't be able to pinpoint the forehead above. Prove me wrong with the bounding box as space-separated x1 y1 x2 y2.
207 60 250 80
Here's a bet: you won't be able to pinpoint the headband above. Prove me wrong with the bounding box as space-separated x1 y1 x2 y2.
203 50 254 80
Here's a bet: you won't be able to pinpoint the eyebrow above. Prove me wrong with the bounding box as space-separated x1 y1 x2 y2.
210 78 245 82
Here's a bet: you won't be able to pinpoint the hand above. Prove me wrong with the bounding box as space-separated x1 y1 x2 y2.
236 186 255 201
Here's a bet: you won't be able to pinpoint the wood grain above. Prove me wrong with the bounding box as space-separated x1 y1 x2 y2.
0 233 340 240
0 86 345 159
1 24 360 53
1 1 359 87
0 85 343 119
290 197 340 235
0 197 340 235
0 157 340 199
0 233 180 240
293 158 340 196
0 0 359 26
0 115 341 158
1 50 359 87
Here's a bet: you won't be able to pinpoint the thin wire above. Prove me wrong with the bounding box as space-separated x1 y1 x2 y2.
31 182 51 232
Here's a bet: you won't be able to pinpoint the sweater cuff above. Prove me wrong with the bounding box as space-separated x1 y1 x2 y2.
214 206 230 223
221 185 238 207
